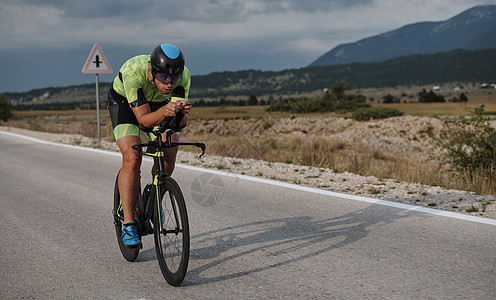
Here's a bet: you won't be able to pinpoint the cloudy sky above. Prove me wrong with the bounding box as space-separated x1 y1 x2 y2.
1 0 494 92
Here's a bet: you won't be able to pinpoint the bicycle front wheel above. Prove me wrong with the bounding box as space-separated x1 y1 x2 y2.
153 177 190 286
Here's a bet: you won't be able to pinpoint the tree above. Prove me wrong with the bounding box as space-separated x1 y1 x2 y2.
0 94 13 122
451 92 468 103
417 89 446 103
331 80 352 101
195 99 206 106
247 95 258 106
382 94 396 103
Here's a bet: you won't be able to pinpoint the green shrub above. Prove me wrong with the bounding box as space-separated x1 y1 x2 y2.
352 107 404 121
0 94 13 122
438 105 496 188
418 89 446 103
266 80 369 114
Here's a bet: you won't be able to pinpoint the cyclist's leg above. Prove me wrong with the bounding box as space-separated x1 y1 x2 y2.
108 90 142 225
163 112 188 176
117 135 142 224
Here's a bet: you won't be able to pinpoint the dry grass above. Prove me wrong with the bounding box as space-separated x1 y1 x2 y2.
187 106 267 120
186 134 471 192
375 102 496 116
6 110 115 140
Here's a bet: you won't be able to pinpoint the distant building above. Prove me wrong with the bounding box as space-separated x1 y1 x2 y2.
432 86 441 91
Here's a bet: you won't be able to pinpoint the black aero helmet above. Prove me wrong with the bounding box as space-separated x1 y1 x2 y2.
150 44 185 83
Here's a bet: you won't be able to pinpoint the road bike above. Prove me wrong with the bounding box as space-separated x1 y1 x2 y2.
112 113 205 286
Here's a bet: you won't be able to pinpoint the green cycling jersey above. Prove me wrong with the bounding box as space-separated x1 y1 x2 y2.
112 55 191 106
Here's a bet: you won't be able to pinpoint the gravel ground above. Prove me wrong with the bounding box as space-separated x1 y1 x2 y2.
2 125 495 219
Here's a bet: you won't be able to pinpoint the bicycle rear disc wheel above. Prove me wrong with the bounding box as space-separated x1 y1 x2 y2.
113 171 140 262
153 177 190 286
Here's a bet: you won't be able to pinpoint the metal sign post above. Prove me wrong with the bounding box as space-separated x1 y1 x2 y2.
95 73 100 141
82 43 113 142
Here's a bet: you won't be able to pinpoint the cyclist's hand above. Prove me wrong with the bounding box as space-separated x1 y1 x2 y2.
179 101 192 114
173 100 192 114
164 101 179 117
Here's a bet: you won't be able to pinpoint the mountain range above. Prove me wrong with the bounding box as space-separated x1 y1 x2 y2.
309 5 496 67
7 48 496 108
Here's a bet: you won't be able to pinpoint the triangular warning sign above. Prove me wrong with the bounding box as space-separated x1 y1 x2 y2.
82 43 113 74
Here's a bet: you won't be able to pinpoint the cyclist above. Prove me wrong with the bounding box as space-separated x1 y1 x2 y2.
108 43 192 247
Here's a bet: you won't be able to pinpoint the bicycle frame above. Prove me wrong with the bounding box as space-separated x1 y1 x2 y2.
132 130 205 233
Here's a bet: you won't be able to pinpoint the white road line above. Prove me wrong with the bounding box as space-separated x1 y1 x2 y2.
2 130 496 226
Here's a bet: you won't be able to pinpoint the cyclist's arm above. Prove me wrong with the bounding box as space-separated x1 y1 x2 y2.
131 78 191 128
132 102 182 128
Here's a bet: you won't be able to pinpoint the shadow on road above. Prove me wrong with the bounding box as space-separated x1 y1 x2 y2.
185 204 421 286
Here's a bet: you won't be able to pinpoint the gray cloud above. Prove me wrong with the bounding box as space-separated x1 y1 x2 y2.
14 0 148 18
2 0 491 50
18 0 375 20
0 0 494 92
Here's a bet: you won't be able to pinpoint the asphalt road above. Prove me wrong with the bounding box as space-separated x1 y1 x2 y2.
1 132 496 299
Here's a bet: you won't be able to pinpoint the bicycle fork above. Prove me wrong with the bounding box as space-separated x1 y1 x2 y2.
154 173 164 232
154 174 184 236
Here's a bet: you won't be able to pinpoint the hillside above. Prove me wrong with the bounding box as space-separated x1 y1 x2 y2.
189 49 496 98
4 83 112 110
309 5 496 67
4 49 496 109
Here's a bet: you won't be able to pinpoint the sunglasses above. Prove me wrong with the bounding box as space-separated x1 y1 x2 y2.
155 72 182 84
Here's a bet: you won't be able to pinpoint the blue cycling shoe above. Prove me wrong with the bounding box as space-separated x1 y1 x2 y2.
122 222 141 248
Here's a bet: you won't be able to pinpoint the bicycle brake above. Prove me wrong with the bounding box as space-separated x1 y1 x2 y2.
197 143 206 158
